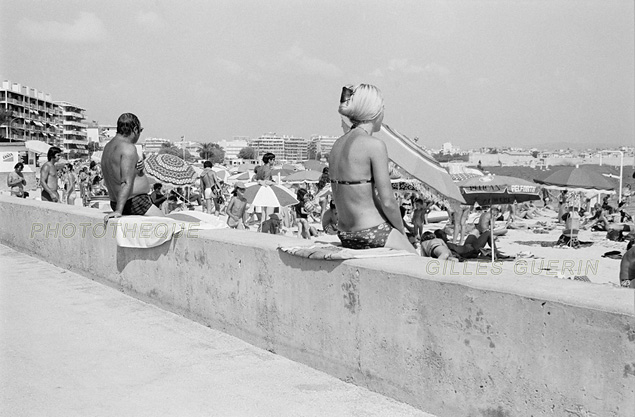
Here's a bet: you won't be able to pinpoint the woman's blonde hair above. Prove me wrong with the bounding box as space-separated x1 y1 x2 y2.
338 84 384 127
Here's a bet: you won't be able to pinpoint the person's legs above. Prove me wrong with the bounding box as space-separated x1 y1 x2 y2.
385 229 418 254
67 192 76 206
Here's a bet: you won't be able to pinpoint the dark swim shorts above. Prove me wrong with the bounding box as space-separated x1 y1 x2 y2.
41 189 55 202
338 222 393 249
110 194 153 216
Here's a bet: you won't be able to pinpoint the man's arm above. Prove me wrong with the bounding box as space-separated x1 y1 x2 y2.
113 149 138 215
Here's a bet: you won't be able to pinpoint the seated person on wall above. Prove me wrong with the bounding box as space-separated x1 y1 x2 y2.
322 201 339 235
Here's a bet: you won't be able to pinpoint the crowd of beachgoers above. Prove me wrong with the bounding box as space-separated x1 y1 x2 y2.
7 154 635 287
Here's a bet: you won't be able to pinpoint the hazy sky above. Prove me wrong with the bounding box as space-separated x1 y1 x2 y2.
2 0 633 149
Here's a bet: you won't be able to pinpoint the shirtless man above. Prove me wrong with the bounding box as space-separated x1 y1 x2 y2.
40 146 63 203
102 113 162 223
200 160 220 215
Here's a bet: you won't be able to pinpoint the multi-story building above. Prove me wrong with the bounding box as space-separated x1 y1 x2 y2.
1 80 61 146
249 133 309 162
284 136 308 162
142 137 171 154
308 135 338 160
250 133 285 160
55 101 88 156
174 140 202 159
216 139 249 163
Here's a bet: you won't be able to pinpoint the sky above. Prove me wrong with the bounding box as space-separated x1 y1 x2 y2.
1 0 634 150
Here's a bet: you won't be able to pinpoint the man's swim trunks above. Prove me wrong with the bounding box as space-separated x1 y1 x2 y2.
338 222 392 249
110 194 153 216
41 189 55 202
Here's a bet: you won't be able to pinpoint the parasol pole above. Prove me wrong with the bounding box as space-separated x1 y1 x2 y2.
491 205 495 262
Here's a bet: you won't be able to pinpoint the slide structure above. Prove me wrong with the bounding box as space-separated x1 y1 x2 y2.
376 123 465 204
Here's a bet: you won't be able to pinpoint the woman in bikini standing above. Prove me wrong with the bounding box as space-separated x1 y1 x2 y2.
329 84 416 253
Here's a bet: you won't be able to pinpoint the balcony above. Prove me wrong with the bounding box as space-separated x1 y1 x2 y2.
62 110 84 118
63 130 87 137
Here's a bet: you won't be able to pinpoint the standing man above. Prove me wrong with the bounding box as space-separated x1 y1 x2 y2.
7 162 27 198
200 161 221 215
102 113 163 223
40 146 63 202
255 152 275 184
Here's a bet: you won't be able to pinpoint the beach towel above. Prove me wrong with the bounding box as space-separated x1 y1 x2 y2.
279 243 417 260
112 216 184 248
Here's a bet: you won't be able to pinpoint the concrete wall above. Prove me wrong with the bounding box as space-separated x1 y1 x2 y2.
1 195 633 417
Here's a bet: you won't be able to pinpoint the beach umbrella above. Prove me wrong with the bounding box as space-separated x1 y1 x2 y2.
281 164 298 171
533 166 615 192
212 167 231 182
458 175 541 206
25 140 51 155
282 170 323 184
458 175 540 261
302 160 327 171
391 178 420 191
271 168 295 177
144 153 197 186
375 123 465 204
243 184 299 207
232 163 258 173
227 171 252 183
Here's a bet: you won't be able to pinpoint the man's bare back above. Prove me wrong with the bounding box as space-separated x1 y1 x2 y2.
102 113 161 223
102 138 150 202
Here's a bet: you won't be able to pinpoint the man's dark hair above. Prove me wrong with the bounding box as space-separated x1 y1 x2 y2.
47 146 62 161
14 162 24 170
421 231 436 241
262 153 275 164
153 183 163 190
116 113 141 136
203 161 213 168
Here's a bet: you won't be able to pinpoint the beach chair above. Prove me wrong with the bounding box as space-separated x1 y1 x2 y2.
562 212 581 248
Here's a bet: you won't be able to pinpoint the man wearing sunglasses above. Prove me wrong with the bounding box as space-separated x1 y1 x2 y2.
102 113 163 224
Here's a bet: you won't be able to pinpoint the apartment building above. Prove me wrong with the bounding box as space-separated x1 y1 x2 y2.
284 136 309 162
250 133 285 160
174 140 202 158
216 138 249 162
1 80 61 146
142 137 171 154
308 135 338 160
55 101 88 156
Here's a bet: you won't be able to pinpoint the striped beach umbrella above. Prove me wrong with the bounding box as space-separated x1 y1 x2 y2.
144 153 197 186
243 184 299 207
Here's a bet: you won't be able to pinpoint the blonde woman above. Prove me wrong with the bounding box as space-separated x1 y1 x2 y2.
329 84 416 253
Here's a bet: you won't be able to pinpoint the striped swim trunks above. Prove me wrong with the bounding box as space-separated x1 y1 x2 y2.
110 194 153 216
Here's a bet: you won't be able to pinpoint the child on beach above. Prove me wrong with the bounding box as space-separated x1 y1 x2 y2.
226 182 249 230
412 198 427 240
